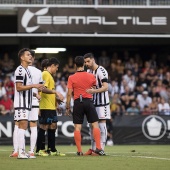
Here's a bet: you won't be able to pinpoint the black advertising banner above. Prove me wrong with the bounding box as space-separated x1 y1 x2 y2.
112 115 170 144
0 115 90 145
18 7 170 34
0 115 170 145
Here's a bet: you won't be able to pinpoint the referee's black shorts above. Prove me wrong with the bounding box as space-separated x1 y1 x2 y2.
73 98 99 124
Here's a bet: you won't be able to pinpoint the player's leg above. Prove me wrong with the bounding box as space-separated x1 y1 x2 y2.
37 113 46 152
36 110 48 156
91 121 106 156
96 105 110 150
85 100 105 155
28 108 39 157
48 123 57 153
17 109 29 159
10 118 19 157
89 124 96 150
91 122 102 150
72 99 84 155
74 124 83 155
98 120 107 150
16 109 29 159
48 110 65 156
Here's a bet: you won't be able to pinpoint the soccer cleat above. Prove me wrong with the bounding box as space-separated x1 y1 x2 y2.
9 151 18 157
91 151 100 156
17 152 29 159
50 151 66 156
94 148 106 156
28 152 36 159
84 149 93 155
36 150 49 156
46 149 51 155
76 152 83 156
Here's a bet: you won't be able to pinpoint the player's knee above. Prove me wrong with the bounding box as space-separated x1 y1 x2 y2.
91 122 99 128
50 123 57 129
29 121 37 127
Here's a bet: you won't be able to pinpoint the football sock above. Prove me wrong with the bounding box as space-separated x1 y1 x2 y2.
30 127 37 153
18 128 26 154
89 125 96 150
13 125 18 153
48 129 56 152
47 129 51 151
99 122 107 150
36 128 45 152
93 127 102 150
74 130 82 152
41 131 46 150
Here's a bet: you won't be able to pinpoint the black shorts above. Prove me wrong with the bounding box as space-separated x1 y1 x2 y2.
39 109 58 125
73 98 99 124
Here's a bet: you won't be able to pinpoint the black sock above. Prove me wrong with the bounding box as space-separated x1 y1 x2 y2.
36 128 45 153
48 129 56 152
47 129 51 151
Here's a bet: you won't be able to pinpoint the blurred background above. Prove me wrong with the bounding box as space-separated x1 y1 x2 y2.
1 0 170 145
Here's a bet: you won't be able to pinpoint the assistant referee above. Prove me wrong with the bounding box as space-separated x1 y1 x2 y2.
66 56 105 156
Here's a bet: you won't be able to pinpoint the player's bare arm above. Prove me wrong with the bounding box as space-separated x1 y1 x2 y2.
56 91 64 102
42 87 64 102
16 82 44 92
86 82 108 94
33 92 41 101
65 88 73 116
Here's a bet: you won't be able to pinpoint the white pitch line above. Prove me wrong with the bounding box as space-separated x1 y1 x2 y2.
107 154 170 161
66 152 170 161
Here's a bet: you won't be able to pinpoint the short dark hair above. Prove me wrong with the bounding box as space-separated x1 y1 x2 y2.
84 53 94 59
74 56 84 67
41 59 49 70
18 48 30 60
30 50 35 57
46 57 60 67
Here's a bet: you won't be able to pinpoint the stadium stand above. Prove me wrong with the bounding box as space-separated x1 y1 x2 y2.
0 0 170 5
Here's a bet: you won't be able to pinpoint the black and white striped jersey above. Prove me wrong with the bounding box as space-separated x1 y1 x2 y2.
28 66 43 107
14 65 32 110
87 66 110 107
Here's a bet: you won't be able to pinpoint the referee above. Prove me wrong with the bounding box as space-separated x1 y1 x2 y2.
66 56 105 156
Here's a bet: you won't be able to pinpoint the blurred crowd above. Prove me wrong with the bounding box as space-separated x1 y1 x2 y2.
1 49 170 118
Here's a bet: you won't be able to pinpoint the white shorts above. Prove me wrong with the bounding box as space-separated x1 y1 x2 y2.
28 107 39 121
14 109 30 121
95 105 111 120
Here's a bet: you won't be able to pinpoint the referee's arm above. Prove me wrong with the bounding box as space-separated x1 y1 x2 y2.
66 88 73 110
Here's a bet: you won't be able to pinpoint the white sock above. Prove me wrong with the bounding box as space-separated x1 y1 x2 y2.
13 125 19 153
89 125 96 150
30 127 37 153
99 122 107 150
18 129 26 155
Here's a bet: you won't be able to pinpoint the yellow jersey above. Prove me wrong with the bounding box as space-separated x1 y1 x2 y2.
39 70 56 110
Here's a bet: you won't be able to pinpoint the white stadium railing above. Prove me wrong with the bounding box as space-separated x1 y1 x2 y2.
0 0 170 6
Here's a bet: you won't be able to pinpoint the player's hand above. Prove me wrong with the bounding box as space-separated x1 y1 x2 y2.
36 94 41 102
33 84 45 91
56 91 64 101
57 107 63 115
65 108 71 117
56 98 64 105
86 88 95 94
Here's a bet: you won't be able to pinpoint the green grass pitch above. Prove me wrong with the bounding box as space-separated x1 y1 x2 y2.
1 145 170 170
